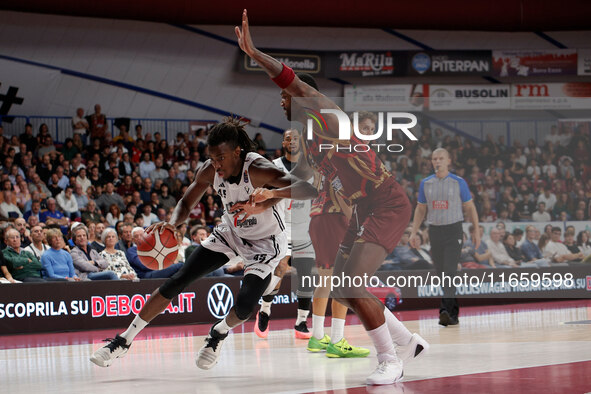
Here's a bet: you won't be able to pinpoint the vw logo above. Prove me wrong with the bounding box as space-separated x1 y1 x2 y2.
207 283 234 319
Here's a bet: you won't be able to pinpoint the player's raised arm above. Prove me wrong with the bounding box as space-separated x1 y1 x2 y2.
235 9 341 135
147 161 215 234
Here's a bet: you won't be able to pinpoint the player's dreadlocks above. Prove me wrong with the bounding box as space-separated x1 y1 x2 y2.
207 116 257 159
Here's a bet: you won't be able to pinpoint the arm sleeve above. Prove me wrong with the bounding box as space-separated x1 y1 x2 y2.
3 250 29 268
67 254 77 278
24 251 43 270
459 178 472 203
41 254 61 279
417 180 426 204
70 248 99 272
92 249 109 269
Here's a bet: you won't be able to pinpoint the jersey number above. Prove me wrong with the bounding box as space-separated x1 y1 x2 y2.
253 254 267 263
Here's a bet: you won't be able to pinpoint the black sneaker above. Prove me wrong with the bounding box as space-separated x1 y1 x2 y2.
448 316 459 325
89 334 131 367
196 324 229 370
294 321 312 339
255 311 270 338
439 311 450 326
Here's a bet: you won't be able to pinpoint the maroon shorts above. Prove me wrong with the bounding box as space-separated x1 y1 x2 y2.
341 177 412 255
309 213 349 269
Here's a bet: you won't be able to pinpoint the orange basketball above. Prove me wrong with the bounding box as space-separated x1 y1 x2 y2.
136 227 179 270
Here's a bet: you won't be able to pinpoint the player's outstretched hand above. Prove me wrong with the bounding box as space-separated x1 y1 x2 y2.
229 200 266 220
146 221 176 235
235 9 256 56
248 188 275 206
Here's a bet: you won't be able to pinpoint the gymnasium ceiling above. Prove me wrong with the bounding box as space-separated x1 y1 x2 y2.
1 0 590 31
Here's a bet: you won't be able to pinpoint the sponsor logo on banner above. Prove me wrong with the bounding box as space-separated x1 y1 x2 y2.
323 51 404 78
207 283 233 319
242 51 321 74
430 84 511 110
492 49 577 77
343 84 426 112
511 83 591 110
577 49 591 76
587 276 591 291
408 51 491 75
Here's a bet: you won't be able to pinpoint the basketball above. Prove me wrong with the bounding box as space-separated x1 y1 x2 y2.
136 228 179 270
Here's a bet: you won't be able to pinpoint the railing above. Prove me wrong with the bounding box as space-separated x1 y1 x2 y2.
0 115 218 143
0 114 561 147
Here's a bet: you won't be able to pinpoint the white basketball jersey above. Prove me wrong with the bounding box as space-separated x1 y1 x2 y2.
215 152 285 240
273 156 312 241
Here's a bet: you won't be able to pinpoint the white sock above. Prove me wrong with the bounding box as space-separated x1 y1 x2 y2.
295 308 309 325
213 318 232 335
120 315 148 344
367 323 398 363
384 308 412 346
312 314 325 339
261 300 272 315
331 317 345 343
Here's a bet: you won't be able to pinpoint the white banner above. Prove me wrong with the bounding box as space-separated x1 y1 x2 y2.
0 58 61 116
429 84 511 111
511 83 591 110
344 84 425 112
577 49 591 76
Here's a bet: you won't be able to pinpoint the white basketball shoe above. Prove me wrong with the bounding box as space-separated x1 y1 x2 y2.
89 334 131 367
366 357 404 385
196 324 229 370
397 333 430 363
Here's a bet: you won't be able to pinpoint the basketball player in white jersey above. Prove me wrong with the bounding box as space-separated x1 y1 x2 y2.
254 129 316 339
90 117 317 370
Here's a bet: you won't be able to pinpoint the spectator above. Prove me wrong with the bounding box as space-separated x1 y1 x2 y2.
40 198 69 229
576 231 591 258
70 225 118 280
56 186 80 219
41 228 80 281
23 225 50 262
106 203 124 227
95 182 126 214
139 152 155 179
115 222 133 253
159 184 176 211
125 227 182 279
532 202 551 222
73 184 89 211
149 156 168 183
487 228 518 267
140 204 158 226
464 225 495 267
37 134 56 158
503 232 549 268
72 108 89 142
253 133 267 151
19 123 37 153
0 190 23 218
24 199 43 223
81 199 104 224
90 222 106 253
76 168 92 193
543 227 584 264
100 228 137 280
89 104 107 141
0 250 20 283
139 177 153 203
2 227 44 282
537 188 557 213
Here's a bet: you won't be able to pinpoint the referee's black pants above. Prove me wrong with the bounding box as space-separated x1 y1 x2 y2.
428 222 463 319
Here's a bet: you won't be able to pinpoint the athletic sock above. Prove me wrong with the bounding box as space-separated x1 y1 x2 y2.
312 314 325 339
330 317 345 343
120 315 148 345
383 308 412 345
367 323 398 363
295 308 309 325
213 318 232 335
260 300 272 316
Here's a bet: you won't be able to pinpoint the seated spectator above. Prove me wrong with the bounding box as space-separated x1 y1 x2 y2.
488 228 519 267
106 203 123 227
89 104 107 140
140 204 159 226
459 232 487 269
81 200 103 224
532 202 551 222
23 225 50 262
95 182 126 214
73 184 89 212
2 227 45 282
14 217 31 248
40 198 69 233
57 186 80 220
464 225 495 268
90 222 106 253
542 227 584 264
576 231 591 258
383 231 432 270
70 224 118 280
37 134 56 158
100 228 137 280
76 168 92 193
149 157 168 183
24 200 41 222
0 190 23 218
159 184 176 212
139 177 153 203
0 250 21 283
115 222 133 253
28 172 51 200
125 227 182 279
139 152 156 179
503 232 549 268
47 173 64 197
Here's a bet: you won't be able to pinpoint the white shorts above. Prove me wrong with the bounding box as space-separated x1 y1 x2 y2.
201 223 288 280
292 239 315 259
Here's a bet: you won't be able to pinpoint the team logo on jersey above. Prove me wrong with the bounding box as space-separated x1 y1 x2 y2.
207 283 234 319
243 170 249 184
357 225 365 237
245 186 251 194
432 200 449 210
234 215 258 228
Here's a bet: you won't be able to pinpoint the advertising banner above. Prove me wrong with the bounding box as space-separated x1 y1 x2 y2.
408 51 492 76
429 84 511 111
343 84 426 111
511 82 591 109
324 50 405 78
239 49 322 74
577 49 591 76
492 49 578 77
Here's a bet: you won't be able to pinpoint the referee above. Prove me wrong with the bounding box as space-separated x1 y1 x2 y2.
410 148 480 326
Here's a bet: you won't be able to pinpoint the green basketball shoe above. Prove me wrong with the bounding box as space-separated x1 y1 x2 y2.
326 338 370 358
307 334 331 352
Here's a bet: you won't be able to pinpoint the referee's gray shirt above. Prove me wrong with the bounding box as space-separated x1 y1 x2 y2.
417 173 472 225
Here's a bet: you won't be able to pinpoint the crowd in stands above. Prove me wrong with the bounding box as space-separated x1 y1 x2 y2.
0 105 590 283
